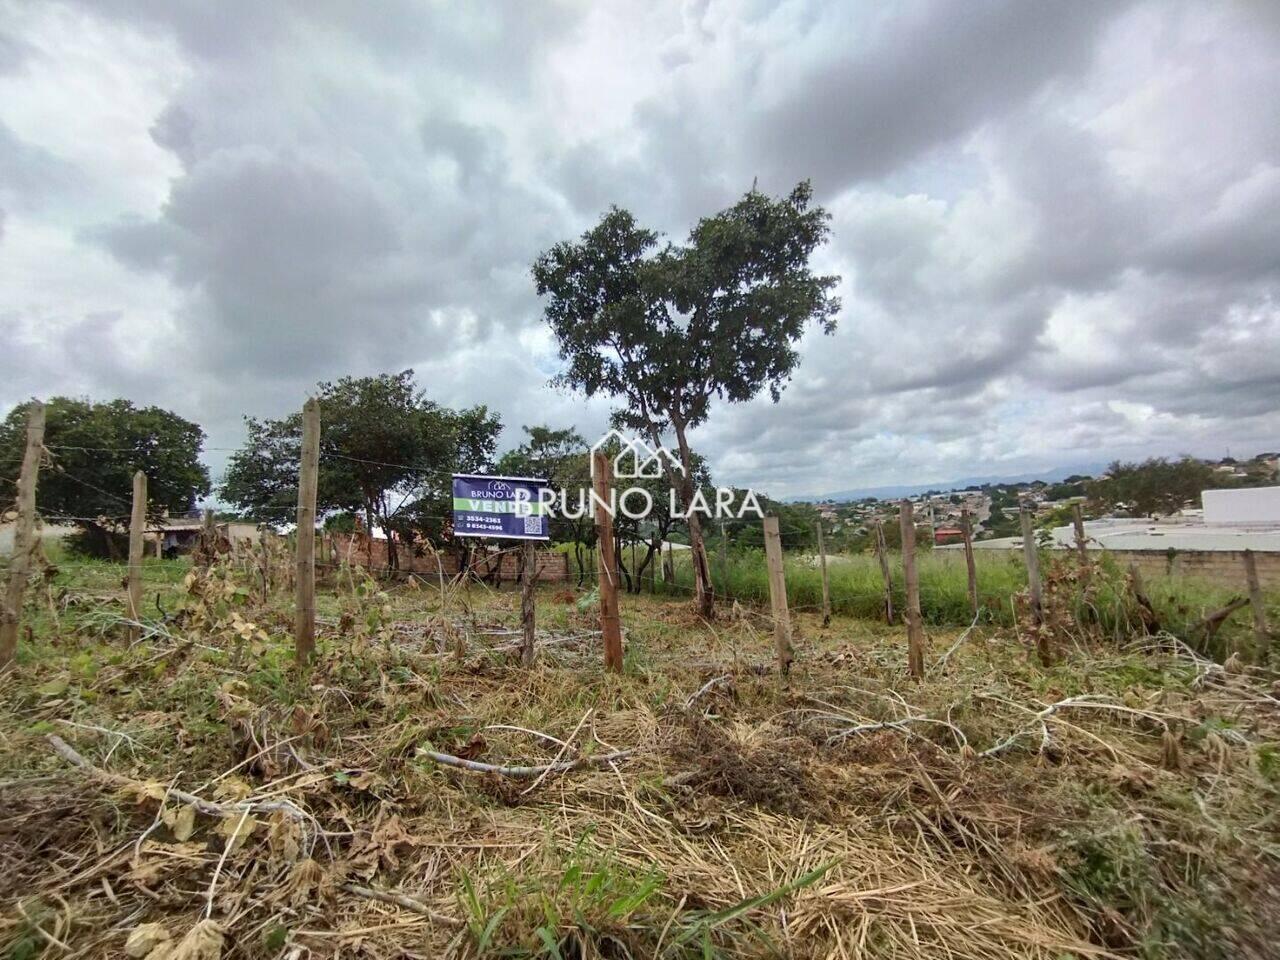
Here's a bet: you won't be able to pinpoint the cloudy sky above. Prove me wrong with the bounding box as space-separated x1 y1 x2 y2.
2 1 1279 499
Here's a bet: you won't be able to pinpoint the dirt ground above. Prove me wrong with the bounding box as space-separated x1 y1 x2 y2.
2 560 1279 959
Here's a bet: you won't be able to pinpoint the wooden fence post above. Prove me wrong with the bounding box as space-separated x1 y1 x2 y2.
295 397 320 664
1071 503 1089 570
127 470 147 643
1019 503 1043 625
1243 549 1270 664
898 501 925 679
816 521 831 627
1020 502 1055 665
875 519 895 625
519 540 539 666
0 401 45 666
592 451 623 672
960 507 978 619
717 520 728 595
762 515 793 675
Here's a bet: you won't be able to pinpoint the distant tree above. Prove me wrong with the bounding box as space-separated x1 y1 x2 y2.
323 512 357 533
220 371 500 570
0 398 210 558
533 181 840 617
727 499 821 552
1043 479 1087 500
613 454 712 593
496 425 596 582
1036 503 1077 531
495 425 585 483
1088 457 1215 517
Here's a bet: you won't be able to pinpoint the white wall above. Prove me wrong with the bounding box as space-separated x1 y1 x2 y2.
1202 486 1280 524
0 522 77 556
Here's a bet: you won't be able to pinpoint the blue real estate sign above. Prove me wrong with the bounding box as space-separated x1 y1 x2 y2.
451 474 551 540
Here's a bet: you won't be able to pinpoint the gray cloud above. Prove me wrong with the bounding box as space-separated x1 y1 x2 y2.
752 0 1128 195
0 30 31 75
1 0 1279 498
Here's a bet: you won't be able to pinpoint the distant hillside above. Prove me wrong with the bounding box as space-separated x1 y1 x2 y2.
788 464 1106 503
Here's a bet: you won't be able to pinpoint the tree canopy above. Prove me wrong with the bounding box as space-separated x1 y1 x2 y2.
0 397 210 557
220 371 500 566
533 181 840 439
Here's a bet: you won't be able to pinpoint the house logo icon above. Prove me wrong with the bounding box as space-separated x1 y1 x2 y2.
589 429 684 480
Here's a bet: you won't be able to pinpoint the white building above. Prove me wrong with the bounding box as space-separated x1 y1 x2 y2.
1201 486 1280 525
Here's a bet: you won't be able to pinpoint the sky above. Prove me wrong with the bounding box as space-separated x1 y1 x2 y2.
1 1 1279 501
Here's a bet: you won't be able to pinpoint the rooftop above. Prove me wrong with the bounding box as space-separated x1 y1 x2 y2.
945 516 1280 553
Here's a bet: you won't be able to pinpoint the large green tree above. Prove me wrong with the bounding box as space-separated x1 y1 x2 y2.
220 371 500 570
532 181 840 616
0 398 210 558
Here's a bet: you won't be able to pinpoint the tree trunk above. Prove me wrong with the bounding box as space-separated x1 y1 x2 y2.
636 537 658 590
101 523 121 562
669 419 714 620
618 541 634 593
382 500 399 574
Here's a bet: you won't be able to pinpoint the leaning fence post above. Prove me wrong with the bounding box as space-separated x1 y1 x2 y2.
1243 549 1270 664
816 521 831 627
762 515 793 675
1019 503 1044 625
0 401 45 666
898 501 925 679
127 470 147 643
592 450 624 672
295 398 320 664
960 507 978 619
875 519 895 625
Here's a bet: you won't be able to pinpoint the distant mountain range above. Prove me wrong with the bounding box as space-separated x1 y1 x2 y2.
787 463 1107 503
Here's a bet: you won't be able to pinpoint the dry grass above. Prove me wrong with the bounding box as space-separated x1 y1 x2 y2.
1 560 1278 959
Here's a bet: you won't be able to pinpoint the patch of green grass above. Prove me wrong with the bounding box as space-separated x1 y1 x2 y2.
457 837 666 957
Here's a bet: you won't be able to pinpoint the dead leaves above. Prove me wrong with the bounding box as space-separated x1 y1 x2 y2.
215 813 257 854
164 805 197 842
271 857 341 909
351 813 419 875
125 922 172 957
125 920 224 960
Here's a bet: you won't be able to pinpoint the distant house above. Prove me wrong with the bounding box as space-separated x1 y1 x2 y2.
148 512 261 557
1 512 261 558
933 526 964 545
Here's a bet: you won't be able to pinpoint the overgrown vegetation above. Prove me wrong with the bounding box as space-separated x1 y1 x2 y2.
592 546 1278 663
1 545 1277 958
